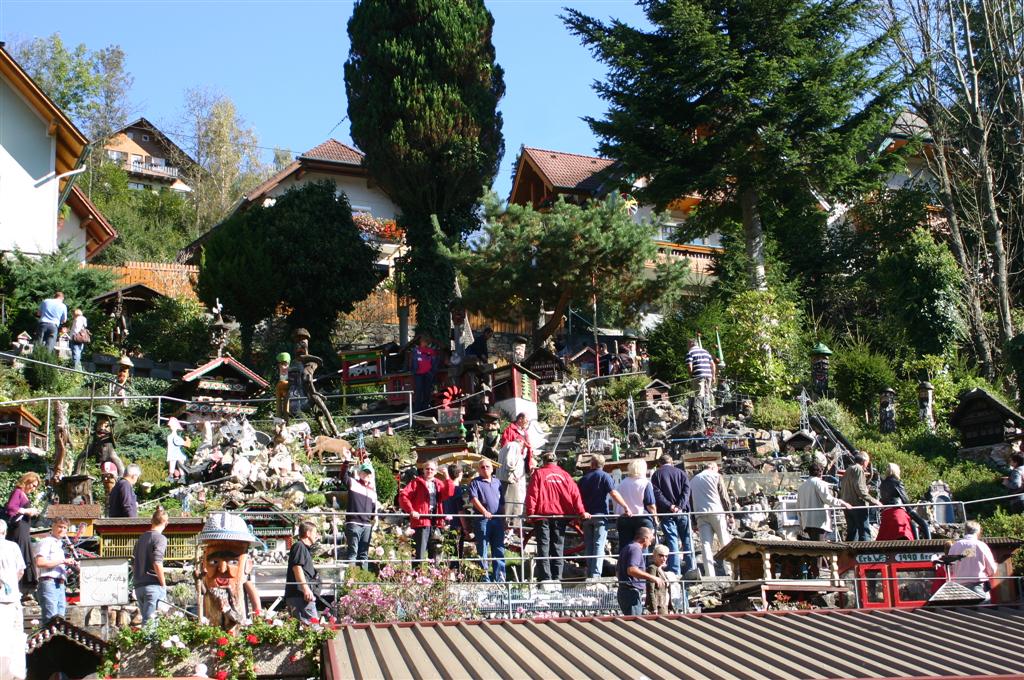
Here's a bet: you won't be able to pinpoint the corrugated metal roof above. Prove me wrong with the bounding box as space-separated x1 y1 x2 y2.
325 606 1024 680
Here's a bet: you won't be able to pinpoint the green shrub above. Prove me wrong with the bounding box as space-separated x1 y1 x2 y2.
588 398 627 434
24 346 61 392
536 400 562 428
603 374 649 402
365 432 415 467
809 397 858 435
751 396 801 430
832 341 896 419
128 297 212 364
304 492 327 508
0 366 31 401
981 509 1024 574
373 459 398 506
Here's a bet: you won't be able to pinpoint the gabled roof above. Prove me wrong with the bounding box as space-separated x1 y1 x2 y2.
299 139 364 166
948 388 1024 428
114 116 199 169
519 146 616 194
181 355 269 389
66 185 117 260
0 44 89 175
92 283 167 315
0 404 42 428
27 616 108 656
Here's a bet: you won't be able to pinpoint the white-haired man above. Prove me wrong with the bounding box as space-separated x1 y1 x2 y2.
948 520 998 600
0 519 25 679
689 461 733 577
107 464 141 518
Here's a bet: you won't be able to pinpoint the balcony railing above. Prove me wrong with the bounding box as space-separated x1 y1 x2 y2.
127 160 180 178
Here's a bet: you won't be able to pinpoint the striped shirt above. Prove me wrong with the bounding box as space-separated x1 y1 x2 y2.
686 346 715 378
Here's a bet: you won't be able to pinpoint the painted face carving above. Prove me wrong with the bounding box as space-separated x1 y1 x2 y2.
204 545 245 590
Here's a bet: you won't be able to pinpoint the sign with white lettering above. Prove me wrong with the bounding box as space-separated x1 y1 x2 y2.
79 558 130 606
895 553 941 563
855 554 887 564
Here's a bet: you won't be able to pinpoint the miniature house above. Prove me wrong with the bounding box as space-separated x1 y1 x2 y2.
567 346 598 377
487 363 540 422
94 516 205 561
167 355 269 425
644 379 672 404
0 405 47 452
521 347 565 384
338 348 385 386
948 388 1024 451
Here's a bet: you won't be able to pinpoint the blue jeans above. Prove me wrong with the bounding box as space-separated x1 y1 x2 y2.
286 596 318 623
37 578 66 624
345 522 373 570
474 517 506 582
36 323 58 352
845 508 871 541
661 514 695 575
136 584 165 623
617 586 643 615
414 372 434 412
70 341 84 370
582 517 608 578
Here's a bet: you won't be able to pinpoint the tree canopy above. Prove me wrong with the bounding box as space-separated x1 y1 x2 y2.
459 196 692 344
345 0 505 341
197 181 380 356
564 0 905 290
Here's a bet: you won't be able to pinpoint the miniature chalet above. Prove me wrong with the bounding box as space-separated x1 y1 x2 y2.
27 616 109 680
166 355 269 425
521 347 565 384
0 404 46 453
0 44 116 263
103 117 197 192
948 388 1024 463
487 363 540 422
94 516 205 561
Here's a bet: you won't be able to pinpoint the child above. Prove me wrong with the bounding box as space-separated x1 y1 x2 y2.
166 417 190 482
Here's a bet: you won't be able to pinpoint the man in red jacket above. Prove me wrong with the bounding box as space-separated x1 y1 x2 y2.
399 462 454 563
525 452 590 583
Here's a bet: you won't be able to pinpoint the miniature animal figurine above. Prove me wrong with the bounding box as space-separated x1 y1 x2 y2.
307 435 354 464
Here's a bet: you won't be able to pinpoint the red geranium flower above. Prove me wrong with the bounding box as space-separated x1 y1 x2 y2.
217 636 229 646
246 634 259 645
215 671 229 680
216 650 226 659
309 617 320 624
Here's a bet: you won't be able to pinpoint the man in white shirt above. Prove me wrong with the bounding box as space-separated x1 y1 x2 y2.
797 463 851 541
689 462 733 577
34 518 76 625
0 519 26 680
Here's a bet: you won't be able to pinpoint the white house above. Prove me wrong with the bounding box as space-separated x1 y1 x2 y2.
178 139 403 267
0 43 115 262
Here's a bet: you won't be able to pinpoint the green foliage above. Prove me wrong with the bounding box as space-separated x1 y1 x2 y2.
832 341 897 418
461 196 691 344
365 432 415 468
588 398 627 435
536 400 562 428
603 374 650 402
645 301 726 385
23 346 61 392
345 0 505 339
0 245 116 346
0 366 31 402
373 459 398 506
871 228 965 356
304 492 327 508
981 509 1024 574
198 181 380 354
751 397 801 431
127 297 211 364
720 289 803 397
809 397 859 436
565 0 905 287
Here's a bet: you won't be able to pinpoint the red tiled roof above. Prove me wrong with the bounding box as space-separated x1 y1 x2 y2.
181 355 269 389
67 185 117 261
522 146 616 193
299 139 364 166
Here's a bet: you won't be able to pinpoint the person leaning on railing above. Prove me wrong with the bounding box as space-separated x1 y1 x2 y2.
879 463 931 540
525 452 590 583
398 461 454 563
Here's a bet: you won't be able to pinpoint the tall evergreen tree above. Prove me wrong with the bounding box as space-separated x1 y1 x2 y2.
345 0 505 341
565 0 905 290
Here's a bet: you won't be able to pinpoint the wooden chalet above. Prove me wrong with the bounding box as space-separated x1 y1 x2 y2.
47 503 103 537
521 347 565 384
65 185 118 261
167 355 269 424
948 388 1024 450
92 282 167 317
93 516 205 561
27 616 108 680
716 538 849 609
487 363 540 422
0 404 46 452
643 379 671 404
567 346 598 377
224 495 296 551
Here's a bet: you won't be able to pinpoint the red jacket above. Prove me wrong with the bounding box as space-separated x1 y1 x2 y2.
398 475 455 528
525 464 585 518
501 422 535 473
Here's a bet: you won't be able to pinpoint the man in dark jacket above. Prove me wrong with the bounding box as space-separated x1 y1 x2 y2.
651 454 695 575
106 464 140 518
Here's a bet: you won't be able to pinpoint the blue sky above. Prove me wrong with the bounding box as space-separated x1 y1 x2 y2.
0 0 647 198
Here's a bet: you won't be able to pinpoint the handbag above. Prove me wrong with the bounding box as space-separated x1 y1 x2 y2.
72 327 91 344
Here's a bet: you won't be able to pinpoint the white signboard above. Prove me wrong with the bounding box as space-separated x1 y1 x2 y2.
79 558 130 606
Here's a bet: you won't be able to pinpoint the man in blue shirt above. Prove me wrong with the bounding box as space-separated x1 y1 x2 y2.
36 291 67 352
651 454 695 576
469 459 505 582
576 454 630 580
616 526 661 615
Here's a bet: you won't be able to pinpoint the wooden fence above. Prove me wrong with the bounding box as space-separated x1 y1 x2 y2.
89 260 199 300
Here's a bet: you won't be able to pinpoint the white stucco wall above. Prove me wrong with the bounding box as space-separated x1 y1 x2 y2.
262 170 400 220
55 210 88 263
0 78 58 256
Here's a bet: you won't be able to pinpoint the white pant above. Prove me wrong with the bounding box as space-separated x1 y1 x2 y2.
696 514 732 577
0 602 26 679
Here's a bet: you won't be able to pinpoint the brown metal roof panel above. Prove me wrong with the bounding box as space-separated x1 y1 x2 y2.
861 608 1015 670
655 616 802 680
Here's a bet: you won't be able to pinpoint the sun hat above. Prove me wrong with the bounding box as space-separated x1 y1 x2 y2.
93 404 120 419
118 356 134 368
167 417 183 431
197 512 258 545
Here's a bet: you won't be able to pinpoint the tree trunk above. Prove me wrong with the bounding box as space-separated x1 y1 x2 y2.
739 184 768 291
533 288 573 346
976 134 1015 347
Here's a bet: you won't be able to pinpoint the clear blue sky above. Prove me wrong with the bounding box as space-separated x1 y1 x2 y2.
0 0 647 199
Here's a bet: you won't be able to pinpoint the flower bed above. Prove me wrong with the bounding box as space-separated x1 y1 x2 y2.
99 613 333 679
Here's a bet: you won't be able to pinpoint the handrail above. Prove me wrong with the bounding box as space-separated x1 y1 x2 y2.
549 371 647 454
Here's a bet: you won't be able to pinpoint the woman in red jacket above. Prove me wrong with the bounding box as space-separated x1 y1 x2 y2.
399 462 454 563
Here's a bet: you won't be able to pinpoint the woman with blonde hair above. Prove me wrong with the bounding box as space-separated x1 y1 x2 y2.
615 459 656 548
5 472 41 597
879 461 931 540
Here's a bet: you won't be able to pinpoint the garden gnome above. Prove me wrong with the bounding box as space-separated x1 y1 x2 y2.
810 342 832 396
879 388 897 434
275 351 291 420
113 356 133 406
918 381 936 433
195 512 258 631
73 404 125 478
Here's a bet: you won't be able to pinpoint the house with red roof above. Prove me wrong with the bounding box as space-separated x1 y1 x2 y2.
508 145 721 279
103 117 199 193
177 139 402 267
